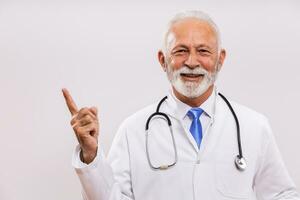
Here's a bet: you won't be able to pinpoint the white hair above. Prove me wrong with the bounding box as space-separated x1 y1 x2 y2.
162 10 221 55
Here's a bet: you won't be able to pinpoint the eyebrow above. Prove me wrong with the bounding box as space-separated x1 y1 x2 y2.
172 45 189 50
195 44 212 49
172 44 212 50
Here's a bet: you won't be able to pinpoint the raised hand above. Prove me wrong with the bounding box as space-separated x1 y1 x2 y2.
62 88 99 164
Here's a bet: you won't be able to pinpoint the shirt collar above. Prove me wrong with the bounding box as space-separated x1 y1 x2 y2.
166 86 216 120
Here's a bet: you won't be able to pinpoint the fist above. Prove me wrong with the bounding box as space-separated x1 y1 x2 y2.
62 88 99 164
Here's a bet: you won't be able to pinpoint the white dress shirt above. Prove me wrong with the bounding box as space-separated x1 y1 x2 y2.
170 88 215 145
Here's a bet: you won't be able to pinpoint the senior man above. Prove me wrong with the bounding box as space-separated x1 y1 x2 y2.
62 10 299 200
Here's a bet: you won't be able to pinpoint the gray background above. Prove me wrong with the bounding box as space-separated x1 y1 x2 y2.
0 0 299 199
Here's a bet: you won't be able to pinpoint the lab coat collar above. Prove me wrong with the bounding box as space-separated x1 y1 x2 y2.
165 86 216 121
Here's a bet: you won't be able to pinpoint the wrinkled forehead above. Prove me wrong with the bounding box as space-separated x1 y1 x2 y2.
166 18 218 50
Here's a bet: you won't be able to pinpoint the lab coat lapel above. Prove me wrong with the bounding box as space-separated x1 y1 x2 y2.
199 95 230 160
162 94 201 153
179 118 201 152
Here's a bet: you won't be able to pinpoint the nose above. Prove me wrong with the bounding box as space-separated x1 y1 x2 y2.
184 52 200 69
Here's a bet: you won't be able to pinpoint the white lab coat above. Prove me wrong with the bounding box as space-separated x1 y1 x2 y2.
72 91 299 200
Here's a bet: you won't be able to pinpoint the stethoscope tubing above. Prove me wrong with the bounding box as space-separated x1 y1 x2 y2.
218 93 243 159
145 93 247 171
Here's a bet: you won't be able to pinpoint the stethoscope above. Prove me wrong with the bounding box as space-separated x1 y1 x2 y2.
145 93 247 171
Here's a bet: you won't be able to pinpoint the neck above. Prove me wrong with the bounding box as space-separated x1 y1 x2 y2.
173 85 214 107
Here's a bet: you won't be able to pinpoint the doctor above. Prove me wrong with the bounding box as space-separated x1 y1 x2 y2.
62 10 299 200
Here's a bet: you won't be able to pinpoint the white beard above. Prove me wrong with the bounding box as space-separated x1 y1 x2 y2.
166 64 218 98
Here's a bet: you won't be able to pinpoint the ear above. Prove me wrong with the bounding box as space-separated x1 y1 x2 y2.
158 50 167 72
217 48 226 72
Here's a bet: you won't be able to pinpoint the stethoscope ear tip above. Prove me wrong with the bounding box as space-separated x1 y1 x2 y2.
235 155 247 171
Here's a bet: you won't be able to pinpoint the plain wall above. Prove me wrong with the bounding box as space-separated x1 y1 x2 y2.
0 0 299 199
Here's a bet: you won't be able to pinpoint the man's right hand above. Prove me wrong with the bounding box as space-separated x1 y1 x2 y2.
62 88 99 164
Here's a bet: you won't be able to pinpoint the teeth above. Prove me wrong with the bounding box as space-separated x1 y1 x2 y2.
181 73 202 77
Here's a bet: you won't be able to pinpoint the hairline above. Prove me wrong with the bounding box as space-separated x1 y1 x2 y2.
162 11 222 56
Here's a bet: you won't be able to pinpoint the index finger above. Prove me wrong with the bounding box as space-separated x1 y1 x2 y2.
62 88 79 116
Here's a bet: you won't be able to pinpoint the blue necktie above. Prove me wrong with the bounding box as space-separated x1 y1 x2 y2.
187 108 204 149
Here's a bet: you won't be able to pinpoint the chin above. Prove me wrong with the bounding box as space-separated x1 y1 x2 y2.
183 91 204 99
174 82 211 99
170 72 216 99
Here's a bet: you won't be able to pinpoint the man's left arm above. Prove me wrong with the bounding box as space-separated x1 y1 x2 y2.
254 118 300 200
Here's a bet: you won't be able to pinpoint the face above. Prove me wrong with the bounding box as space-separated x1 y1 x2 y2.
159 18 226 99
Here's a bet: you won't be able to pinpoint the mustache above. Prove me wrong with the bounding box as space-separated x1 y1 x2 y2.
173 65 209 76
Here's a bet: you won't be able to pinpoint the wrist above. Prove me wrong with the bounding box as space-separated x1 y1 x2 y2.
80 147 98 164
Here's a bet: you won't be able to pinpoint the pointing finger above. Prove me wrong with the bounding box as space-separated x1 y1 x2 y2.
62 88 78 116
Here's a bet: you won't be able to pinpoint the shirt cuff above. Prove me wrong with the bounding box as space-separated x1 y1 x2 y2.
72 145 105 169
71 144 115 199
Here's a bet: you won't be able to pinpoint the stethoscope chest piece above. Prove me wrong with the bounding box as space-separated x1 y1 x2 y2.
235 156 247 171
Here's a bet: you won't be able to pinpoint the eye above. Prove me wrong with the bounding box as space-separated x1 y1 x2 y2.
173 49 188 55
176 49 187 53
198 49 211 55
198 49 209 53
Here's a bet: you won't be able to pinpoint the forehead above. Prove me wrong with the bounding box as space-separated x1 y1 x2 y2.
167 18 218 48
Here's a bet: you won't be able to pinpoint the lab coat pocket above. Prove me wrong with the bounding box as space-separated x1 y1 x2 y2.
215 160 252 199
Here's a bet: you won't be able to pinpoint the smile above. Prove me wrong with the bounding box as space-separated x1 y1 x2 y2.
180 73 204 81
